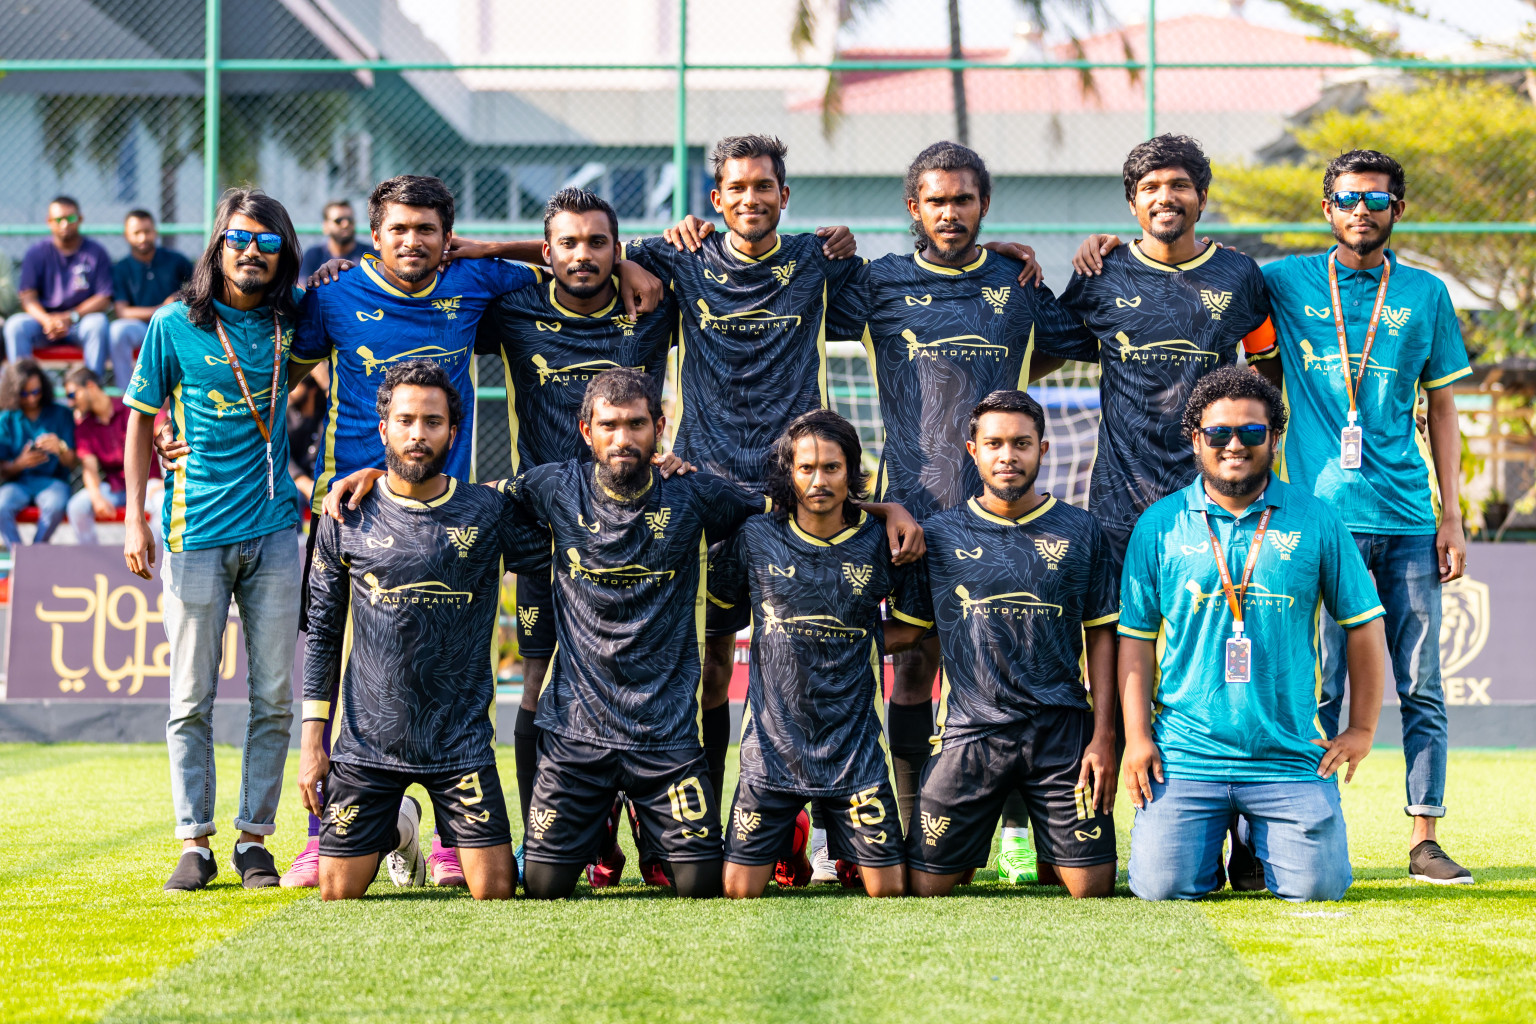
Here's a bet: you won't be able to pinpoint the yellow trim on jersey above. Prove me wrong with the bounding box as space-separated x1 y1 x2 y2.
593 463 654 503
547 277 619 319
361 254 439 300
1117 624 1159 640
380 477 458 509
468 356 479 483
914 248 987 276
788 509 868 547
965 494 1056 527
166 383 188 552
302 700 331 720
123 395 160 415
1423 365 1472 390
1275 378 1292 484
738 698 754 743
1083 612 1120 628
1336 606 1386 627
816 284 830 407
931 667 952 753
487 557 502 749
312 346 344 512
706 592 735 609
869 635 896 781
335 599 355 754
1129 239 1218 272
500 349 522 474
890 607 934 628
1015 324 1037 390
693 534 710 744
725 234 782 263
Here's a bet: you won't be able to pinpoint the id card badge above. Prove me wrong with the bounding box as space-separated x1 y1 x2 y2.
1225 635 1252 683
1340 425 1363 470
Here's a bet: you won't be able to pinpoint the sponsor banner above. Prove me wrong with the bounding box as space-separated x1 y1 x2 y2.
5 545 303 701
1422 543 1530 705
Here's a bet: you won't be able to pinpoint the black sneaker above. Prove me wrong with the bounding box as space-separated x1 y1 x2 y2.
1409 840 1474 885
232 844 282 888
1227 828 1268 892
164 849 218 891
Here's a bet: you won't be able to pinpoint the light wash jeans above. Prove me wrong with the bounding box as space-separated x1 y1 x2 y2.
66 483 126 545
0 476 69 546
1319 532 1447 817
107 318 147 387
3 311 128 383
165 528 301 839
1129 777 1353 902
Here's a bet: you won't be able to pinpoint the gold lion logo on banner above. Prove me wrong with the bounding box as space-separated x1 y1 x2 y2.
1440 575 1490 675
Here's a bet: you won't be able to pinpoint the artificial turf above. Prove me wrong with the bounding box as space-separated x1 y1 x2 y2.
1 744 1530 1024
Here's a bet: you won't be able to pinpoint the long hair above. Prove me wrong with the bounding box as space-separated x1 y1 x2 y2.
765 409 869 525
0 358 55 412
180 188 301 329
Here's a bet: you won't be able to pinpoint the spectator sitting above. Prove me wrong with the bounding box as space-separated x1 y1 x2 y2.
298 199 371 279
0 358 78 547
0 249 19 318
111 210 193 388
286 361 328 504
64 366 132 544
3 197 113 376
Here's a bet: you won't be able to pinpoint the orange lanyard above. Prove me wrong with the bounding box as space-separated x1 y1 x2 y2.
211 313 283 500
1200 506 1272 636
1326 249 1392 427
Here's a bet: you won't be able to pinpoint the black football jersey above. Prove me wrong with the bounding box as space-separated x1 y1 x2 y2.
508 460 767 751
624 232 861 488
902 496 1119 752
709 511 932 795
1057 242 1273 532
828 249 1093 519
476 277 678 471
302 479 549 772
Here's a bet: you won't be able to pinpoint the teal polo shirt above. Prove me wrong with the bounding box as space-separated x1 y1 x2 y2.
123 293 302 552
1261 247 1471 534
1118 474 1384 782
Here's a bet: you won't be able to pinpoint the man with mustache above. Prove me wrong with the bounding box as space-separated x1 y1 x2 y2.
301 359 548 900
1119 366 1386 901
1255 150 1475 885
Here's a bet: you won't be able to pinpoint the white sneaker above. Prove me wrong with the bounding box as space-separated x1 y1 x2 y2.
385 795 426 887
809 828 837 884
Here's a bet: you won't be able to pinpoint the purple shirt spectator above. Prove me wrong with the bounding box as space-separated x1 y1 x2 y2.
74 396 131 492
18 237 113 312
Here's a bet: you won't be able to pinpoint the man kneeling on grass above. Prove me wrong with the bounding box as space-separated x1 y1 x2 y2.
1118 366 1387 902
300 360 548 900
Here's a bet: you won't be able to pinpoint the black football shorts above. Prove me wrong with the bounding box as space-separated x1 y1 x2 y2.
318 760 511 857
515 571 556 660
724 776 904 868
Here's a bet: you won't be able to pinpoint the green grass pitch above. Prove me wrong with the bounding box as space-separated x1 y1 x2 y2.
2 743 1532 1024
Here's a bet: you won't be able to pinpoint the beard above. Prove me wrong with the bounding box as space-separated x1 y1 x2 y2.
231 261 271 294
560 262 608 299
1332 219 1392 258
1201 454 1271 498
914 219 980 261
732 213 778 245
983 464 1039 505
1147 206 1190 245
390 252 438 284
386 440 448 484
595 445 653 499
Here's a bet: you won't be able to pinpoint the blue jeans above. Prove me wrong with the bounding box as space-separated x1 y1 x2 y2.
3 311 125 382
1129 778 1353 902
1319 532 1446 818
106 318 147 387
66 483 126 545
0 477 69 546
164 529 301 840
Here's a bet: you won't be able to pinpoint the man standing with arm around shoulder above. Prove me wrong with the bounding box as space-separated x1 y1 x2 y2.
1260 150 1475 885
1119 367 1387 901
122 188 308 892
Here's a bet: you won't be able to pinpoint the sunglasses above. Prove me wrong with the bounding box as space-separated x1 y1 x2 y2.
50 213 80 224
223 229 284 254
21 387 43 398
1330 190 1396 212
1199 424 1269 447
65 389 79 401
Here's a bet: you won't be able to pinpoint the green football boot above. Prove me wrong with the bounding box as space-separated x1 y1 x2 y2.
996 832 1038 884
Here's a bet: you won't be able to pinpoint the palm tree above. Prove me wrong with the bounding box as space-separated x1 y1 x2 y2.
792 0 1121 142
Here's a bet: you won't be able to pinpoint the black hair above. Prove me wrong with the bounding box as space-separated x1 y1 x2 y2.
543 187 619 242
904 141 992 205
0 358 55 411
969 389 1046 442
580 367 663 424
180 187 301 330
765 409 869 524
64 365 101 390
1180 366 1288 440
374 359 463 427
48 195 80 212
322 198 354 216
711 135 788 188
123 209 155 224
1122 134 1212 201
368 174 455 236
1322 149 1407 201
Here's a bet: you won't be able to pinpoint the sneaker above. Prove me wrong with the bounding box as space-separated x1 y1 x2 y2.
164 848 217 891
231 843 281 888
996 833 1038 885
1227 828 1267 892
624 796 670 887
280 838 320 888
385 796 426 887
586 795 627 888
1409 840 1474 885
810 841 838 885
774 810 812 888
428 838 466 887
835 859 862 889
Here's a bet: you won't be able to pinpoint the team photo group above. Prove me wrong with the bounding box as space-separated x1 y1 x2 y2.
111 127 1475 904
